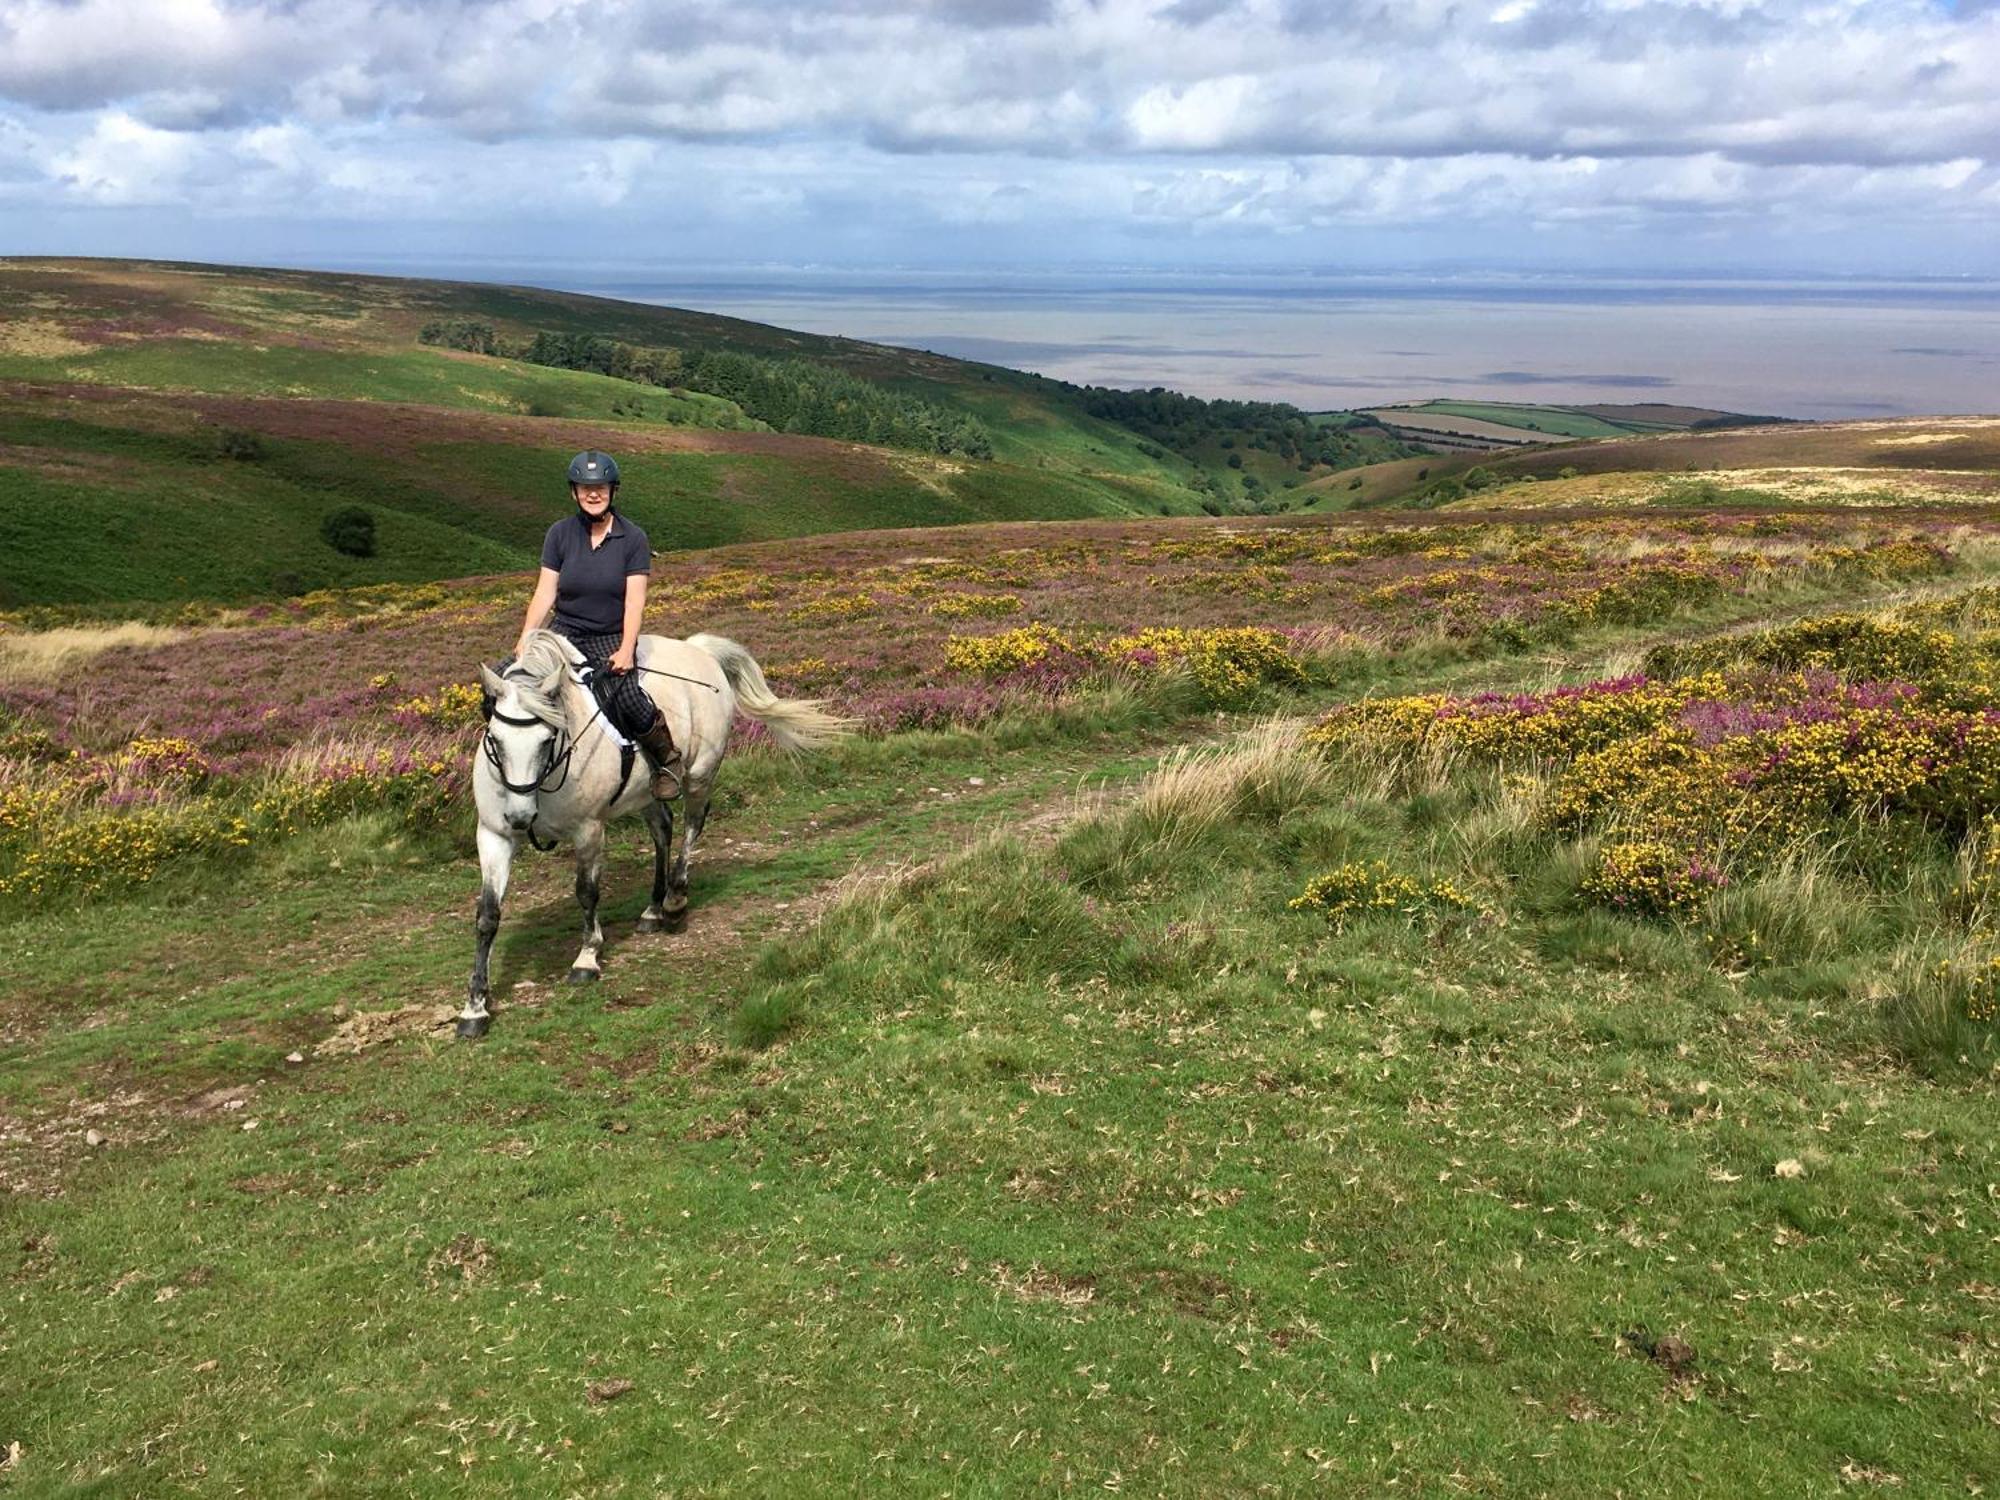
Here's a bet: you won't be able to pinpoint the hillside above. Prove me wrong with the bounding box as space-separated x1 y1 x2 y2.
1300 414 2000 512
5 272 1999 1490
4 471 1999 1490
0 260 1410 606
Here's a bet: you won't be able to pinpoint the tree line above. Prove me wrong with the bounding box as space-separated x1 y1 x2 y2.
1073 385 1376 470
418 321 993 459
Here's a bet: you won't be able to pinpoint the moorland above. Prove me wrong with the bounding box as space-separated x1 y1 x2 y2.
1 261 1996 1496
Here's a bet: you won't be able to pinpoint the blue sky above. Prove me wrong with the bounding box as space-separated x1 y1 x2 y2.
2 0 1996 277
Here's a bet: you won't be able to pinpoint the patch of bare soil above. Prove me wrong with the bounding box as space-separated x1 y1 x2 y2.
314 1003 458 1056
0 1088 164 1200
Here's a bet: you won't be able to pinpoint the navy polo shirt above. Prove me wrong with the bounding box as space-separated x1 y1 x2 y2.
540 512 652 635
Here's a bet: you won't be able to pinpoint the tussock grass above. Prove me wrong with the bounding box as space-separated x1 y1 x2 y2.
1130 719 1330 835
0 620 185 682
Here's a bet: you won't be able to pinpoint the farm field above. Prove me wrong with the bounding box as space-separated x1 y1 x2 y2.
1358 408 1554 448
3 486 1998 1493
1355 401 1781 456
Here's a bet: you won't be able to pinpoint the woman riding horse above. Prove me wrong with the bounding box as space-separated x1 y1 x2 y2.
513 450 685 800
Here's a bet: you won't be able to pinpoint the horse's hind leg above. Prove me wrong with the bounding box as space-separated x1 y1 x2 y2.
460 824 516 1040
666 780 713 920
637 801 676 932
567 821 607 983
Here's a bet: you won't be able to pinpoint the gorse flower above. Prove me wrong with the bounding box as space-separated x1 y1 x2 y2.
1311 592 2000 924
1290 861 1481 930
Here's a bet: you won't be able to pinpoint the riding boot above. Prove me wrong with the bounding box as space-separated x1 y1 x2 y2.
634 712 685 801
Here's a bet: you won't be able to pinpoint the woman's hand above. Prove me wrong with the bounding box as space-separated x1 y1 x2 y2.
609 644 636 674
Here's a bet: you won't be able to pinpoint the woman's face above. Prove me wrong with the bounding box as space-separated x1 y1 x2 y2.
572 482 613 519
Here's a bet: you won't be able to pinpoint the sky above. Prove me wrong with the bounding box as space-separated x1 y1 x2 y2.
1 0 1997 278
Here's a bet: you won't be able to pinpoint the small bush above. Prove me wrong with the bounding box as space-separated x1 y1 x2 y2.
320 506 377 559
216 428 266 462
1291 860 1480 931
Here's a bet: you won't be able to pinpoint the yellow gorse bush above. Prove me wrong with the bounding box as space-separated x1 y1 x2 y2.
1310 594 2000 919
928 592 1025 620
941 624 1079 675
1104 626 1306 703
943 623 1307 706
0 744 460 905
390 682 484 726
1290 861 1480 930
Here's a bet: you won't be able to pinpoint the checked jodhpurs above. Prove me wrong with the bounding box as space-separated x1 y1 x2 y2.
552 627 661 740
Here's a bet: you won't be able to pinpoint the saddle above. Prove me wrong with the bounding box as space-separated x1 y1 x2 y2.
480 656 643 808
482 656 652 741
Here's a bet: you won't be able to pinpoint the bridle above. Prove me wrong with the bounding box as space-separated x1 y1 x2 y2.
479 658 656 850
481 705 575 797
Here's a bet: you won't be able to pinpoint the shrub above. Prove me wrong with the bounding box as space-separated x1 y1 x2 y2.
1290 861 1479 930
320 506 377 559
1104 626 1305 705
942 624 1079 677
216 428 266 462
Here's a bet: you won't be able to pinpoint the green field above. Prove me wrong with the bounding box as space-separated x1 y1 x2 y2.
1401 400 1650 439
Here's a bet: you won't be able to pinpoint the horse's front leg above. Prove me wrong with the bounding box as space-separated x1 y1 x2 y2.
637 801 676 932
665 781 712 922
567 821 608 983
460 824 517 1040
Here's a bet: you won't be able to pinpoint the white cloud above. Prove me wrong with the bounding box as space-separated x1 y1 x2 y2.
49 110 199 203
0 0 1994 264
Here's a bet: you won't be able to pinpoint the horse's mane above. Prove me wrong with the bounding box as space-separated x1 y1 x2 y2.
503 630 583 729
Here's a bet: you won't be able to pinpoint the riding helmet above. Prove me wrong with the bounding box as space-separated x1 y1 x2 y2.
567 450 620 489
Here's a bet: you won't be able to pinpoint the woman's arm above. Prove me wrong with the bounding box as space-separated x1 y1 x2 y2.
514 567 560 658
610 573 646 673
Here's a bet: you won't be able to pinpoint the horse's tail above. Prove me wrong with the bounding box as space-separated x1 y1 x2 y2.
688 633 852 754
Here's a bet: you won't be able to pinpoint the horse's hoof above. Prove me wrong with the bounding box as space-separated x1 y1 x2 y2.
635 914 666 933
567 966 600 984
455 1016 491 1041
662 909 689 933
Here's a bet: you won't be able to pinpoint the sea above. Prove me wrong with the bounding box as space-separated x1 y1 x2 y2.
462 265 2000 422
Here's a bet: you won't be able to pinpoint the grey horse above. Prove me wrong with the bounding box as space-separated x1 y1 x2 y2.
463 628 847 1039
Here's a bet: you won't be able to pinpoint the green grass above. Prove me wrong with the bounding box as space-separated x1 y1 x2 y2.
5 577 1997 1494
0 402 1200 608
0 419 525 605
0 258 1412 577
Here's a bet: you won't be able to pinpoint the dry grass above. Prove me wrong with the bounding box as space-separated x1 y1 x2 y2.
1132 719 1332 839
0 622 186 683
0 318 95 358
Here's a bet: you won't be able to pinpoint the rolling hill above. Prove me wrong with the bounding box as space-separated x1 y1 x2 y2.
0 259 1412 608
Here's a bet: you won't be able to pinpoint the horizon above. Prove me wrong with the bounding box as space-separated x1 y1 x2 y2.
14 251 1996 419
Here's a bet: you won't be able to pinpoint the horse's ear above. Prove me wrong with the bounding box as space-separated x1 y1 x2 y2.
479 663 508 700
536 662 568 698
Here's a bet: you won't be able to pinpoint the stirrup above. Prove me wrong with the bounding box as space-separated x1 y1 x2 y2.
651 761 684 802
